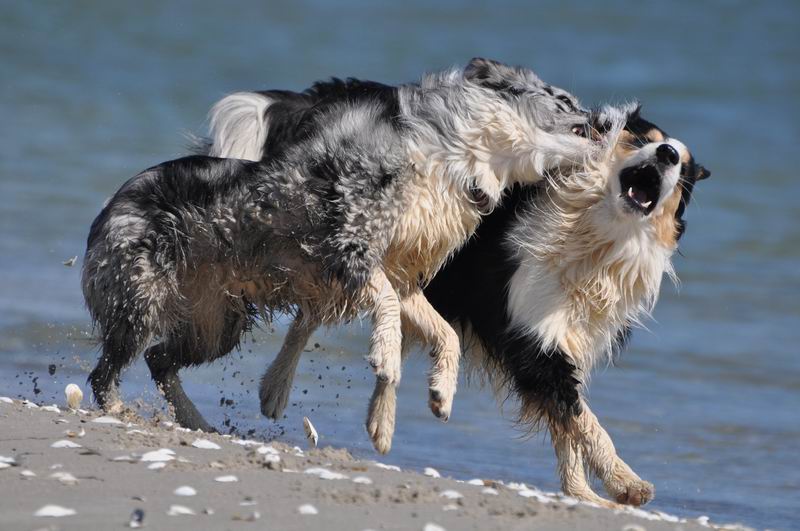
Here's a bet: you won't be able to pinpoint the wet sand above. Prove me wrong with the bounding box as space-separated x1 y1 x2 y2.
0 396 745 530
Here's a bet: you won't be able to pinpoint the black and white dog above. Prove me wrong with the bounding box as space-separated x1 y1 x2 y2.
204 59 710 507
82 59 597 438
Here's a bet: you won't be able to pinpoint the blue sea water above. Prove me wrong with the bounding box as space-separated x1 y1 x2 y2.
1 1 798 529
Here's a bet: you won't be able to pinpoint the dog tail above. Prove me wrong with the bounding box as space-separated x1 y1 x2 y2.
206 92 273 161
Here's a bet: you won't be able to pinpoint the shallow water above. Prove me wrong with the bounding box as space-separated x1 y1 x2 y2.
1 2 798 529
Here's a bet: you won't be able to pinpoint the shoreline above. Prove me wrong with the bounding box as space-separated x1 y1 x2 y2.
0 396 747 530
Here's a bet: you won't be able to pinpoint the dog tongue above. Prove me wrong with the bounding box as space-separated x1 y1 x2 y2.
628 186 649 206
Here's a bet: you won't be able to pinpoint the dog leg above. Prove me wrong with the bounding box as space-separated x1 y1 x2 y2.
399 291 460 421
259 314 319 420
574 400 655 506
144 343 215 433
366 378 397 454
548 416 617 508
365 270 403 385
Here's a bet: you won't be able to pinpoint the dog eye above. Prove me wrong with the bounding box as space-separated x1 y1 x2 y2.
571 125 588 138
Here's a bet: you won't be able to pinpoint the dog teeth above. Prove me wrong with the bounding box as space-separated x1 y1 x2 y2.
641 200 652 208
627 187 652 208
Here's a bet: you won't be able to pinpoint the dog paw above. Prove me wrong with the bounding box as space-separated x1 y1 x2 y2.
259 383 290 420
611 479 655 506
366 411 394 455
367 351 401 385
428 382 454 422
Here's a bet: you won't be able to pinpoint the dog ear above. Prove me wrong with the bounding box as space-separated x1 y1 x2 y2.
695 164 711 180
464 57 525 96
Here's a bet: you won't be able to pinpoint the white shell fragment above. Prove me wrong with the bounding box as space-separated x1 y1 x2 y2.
35 505 77 517
303 416 318 448
423 524 446 531
41 405 61 413
297 504 318 515
64 427 85 438
373 462 401 472
50 471 79 485
92 415 124 425
147 462 167 470
140 449 175 462
423 467 441 478
352 476 373 485
64 384 83 410
439 490 463 500
174 486 197 496
481 487 499 496
20 469 36 478
467 478 484 486
51 439 82 449
0 396 14 404
167 505 196 516
214 475 238 483
0 456 16 465
304 467 348 480
0 463 11 470
191 438 221 450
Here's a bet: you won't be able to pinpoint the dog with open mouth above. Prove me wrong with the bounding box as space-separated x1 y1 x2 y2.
206 74 709 506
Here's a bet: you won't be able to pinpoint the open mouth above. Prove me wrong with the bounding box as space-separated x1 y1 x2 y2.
619 164 661 215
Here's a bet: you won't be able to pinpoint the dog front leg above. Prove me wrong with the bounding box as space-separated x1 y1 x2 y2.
548 418 612 507
365 270 403 385
399 291 461 422
574 399 655 506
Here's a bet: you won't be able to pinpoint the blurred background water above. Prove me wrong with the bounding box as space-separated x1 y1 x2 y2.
1 1 798 528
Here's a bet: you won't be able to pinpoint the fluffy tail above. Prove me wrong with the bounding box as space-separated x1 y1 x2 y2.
207 92 273 161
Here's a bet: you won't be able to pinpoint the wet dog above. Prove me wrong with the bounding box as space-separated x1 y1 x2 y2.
82 58 596 434
207 75 709 506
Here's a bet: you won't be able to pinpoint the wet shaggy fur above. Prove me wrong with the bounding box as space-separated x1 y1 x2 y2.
207 72 710 507
82 58 597 432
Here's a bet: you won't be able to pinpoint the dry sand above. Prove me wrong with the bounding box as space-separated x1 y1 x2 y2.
0 396 744 530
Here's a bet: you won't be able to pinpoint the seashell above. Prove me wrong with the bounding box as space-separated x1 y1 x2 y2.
423 523 446 531
0 397 14 404
20 469 36 478
303 417 318 448
64 384 83 410
41 405 61 413
373 462 401 472
34 504 76 517
147 462 167 470
49 471 78 485
297 504 318 515
51 440 82 449
64 428 85 438
214 475 238 483
191 439 221 450
423 467 441 478
481 487 499 496
128 508 145 528
166 505 195 516
140 449 175 462
352 476 373 485
439 490 463 500
92 416 123 425
174 486 197 496
304 467 348 480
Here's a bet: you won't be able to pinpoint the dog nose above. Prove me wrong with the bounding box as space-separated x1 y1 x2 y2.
656 144 679 166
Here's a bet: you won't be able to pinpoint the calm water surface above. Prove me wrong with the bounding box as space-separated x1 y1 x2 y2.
1 2 798 529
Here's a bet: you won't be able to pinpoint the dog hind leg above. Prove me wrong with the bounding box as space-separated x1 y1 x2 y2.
259 313 319 420
144 342 215 433
88 324 146 415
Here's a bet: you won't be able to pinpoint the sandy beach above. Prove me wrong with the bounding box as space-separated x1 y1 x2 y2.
0 396 748 531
